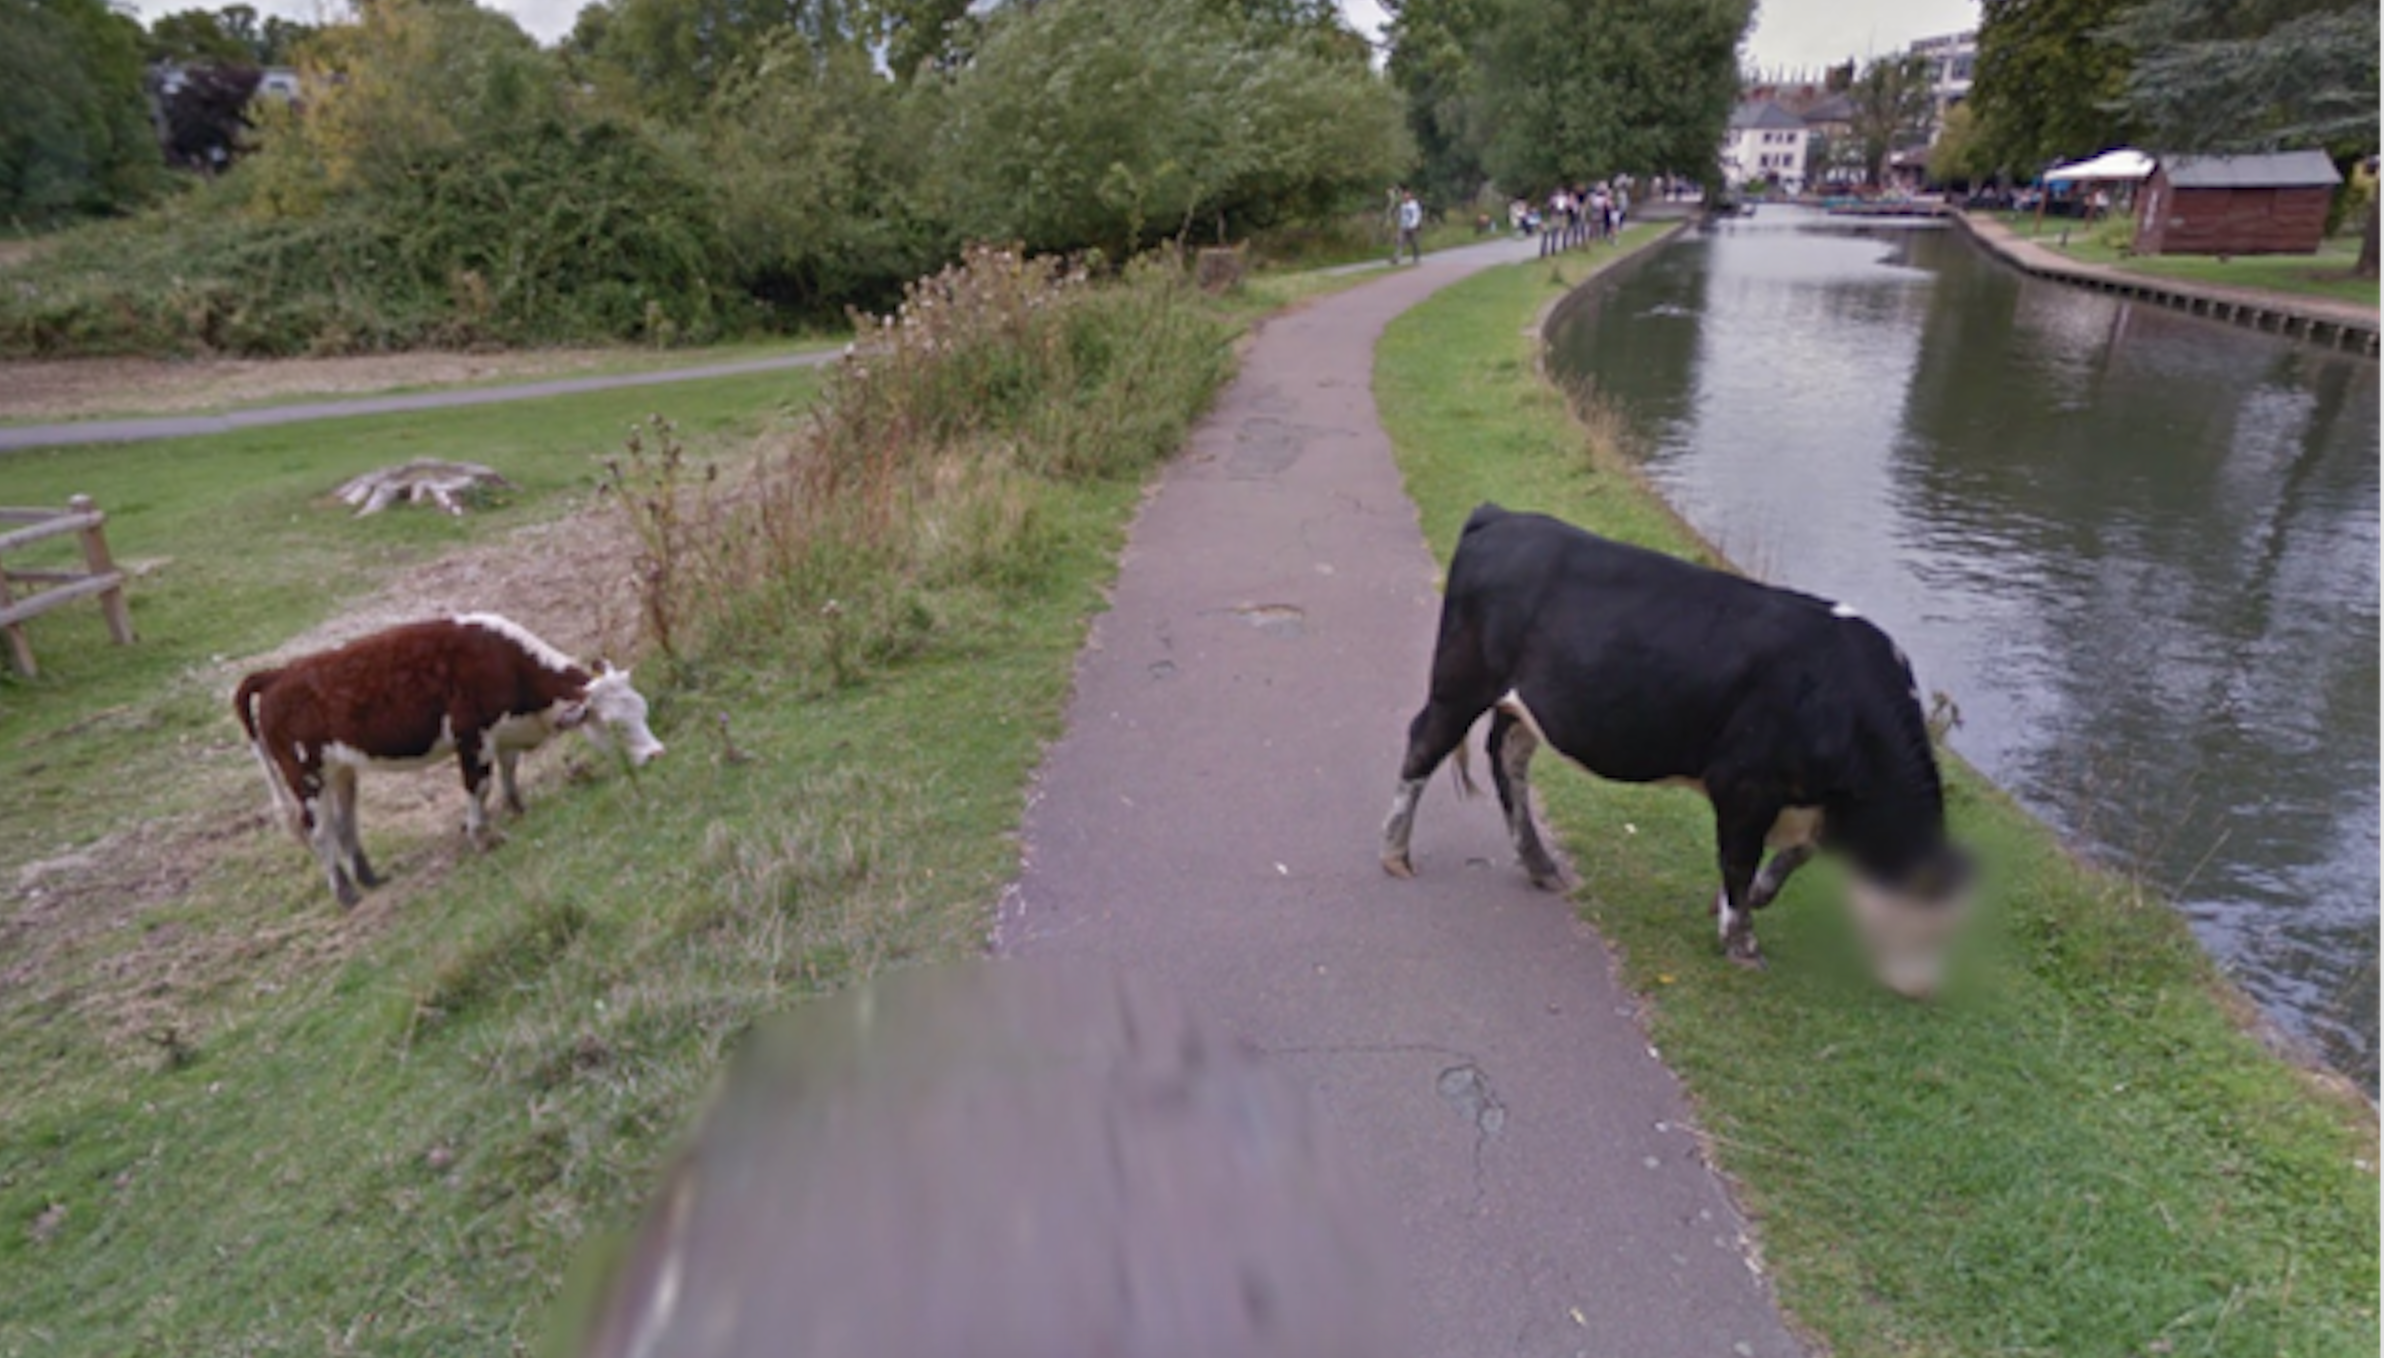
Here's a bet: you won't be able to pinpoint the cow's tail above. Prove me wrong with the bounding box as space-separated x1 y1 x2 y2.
234 670 302 834
1450 730 1480 799
233 669 279 744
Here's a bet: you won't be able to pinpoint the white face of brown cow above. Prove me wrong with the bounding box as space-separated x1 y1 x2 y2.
571 666 666 767
1847 851 1974 999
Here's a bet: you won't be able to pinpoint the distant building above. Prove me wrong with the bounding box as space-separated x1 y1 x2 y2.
1723 102 1811 192
2134 152 2343 256
1906 30 1975 138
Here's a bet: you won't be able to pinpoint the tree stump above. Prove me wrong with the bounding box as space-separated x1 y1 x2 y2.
332 460 514 517
1195 245 1247 293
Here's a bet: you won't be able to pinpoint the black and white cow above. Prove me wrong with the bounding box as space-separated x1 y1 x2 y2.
1381 504 1970 995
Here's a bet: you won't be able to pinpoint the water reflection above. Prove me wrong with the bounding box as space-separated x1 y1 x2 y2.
1548 209 2381 1088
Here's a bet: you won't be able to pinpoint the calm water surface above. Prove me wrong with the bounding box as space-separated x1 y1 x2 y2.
1548 209 2380 1086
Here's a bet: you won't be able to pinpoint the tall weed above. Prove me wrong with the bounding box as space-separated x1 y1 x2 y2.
605 244 1231 685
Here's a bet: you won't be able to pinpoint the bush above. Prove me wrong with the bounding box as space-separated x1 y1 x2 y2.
0 115 732 356
606 244 1232 682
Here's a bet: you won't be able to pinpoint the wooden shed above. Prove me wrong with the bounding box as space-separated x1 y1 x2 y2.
2133 151 2341 256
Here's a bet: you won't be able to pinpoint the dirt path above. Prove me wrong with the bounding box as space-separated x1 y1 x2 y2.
1002 238 1807 1356
0 349 837 452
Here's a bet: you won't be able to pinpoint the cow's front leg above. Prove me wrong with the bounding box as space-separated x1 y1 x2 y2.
1746 843 1815 912
1486 708 1562 890
458 740 505 850
1711 806 1771 968
497 748 525 817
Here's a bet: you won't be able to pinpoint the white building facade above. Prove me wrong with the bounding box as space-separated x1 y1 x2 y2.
1722 102 1811 191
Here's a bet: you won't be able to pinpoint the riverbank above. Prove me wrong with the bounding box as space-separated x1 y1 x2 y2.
1375 251 2379 1357
1957 211 2380 353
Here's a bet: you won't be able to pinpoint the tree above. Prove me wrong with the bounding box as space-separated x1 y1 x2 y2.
0 0 161 221
1970 0 2142 176
1927 102 1988 186
1844 53 1933 187
1383 0 1497 205
2110 0 2380 276
572 0 875 120
146 8 249 63
1474 0 1752 194
936 0 1411 255
158 62 262 171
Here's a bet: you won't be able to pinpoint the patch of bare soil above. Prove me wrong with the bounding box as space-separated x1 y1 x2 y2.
0 348 635 424
2 501 647 1061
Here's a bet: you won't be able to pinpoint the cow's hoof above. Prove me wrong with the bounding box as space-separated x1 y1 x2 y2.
333 882 361 909
354 863 383 889
1724 941 1766 971
1381 852 1415 879
468 827 508 852
1527 868 1565 892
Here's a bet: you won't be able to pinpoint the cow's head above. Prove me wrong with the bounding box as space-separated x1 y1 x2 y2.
560 663 666 767
1848 843 1973 999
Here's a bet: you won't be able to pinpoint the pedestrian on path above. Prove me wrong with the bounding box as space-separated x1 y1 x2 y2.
1394 188 1424 266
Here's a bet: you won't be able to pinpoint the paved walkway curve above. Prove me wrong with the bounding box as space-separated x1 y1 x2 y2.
1002 236 1808 1357
0 350 838 453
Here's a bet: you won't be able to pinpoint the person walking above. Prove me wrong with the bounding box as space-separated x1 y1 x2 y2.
1394 188 1425 266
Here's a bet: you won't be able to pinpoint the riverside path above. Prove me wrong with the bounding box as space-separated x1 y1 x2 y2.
1001 234 1809 1357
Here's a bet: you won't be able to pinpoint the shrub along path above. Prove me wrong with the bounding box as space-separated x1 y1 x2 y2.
1003 230 1806 1356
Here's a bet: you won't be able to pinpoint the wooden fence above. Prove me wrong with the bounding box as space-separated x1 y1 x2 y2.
0 495 136 678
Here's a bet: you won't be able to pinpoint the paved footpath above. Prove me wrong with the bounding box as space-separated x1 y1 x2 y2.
1002 236 1808 1357
0 349 837 452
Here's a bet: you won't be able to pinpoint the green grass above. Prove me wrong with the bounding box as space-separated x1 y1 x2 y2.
1376 242 2379 1358
1995 212 2378 308
0 262 1239 1353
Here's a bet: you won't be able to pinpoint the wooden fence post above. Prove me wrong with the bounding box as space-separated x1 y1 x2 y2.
69 494 135 646
0 561 34 677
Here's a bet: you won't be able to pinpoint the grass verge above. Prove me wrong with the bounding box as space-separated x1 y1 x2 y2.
1376 240 2379 1357
0 253 1242 1353
1994 212 2378 308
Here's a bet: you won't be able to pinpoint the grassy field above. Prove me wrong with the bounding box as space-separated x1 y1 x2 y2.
1995 212 2379 308
1375 247 2379 1357
0 254 1309 1350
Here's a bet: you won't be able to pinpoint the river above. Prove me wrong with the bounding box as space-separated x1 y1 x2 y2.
1546 208 2380 1088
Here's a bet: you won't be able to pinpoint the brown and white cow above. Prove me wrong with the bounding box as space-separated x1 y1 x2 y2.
234 613 665 905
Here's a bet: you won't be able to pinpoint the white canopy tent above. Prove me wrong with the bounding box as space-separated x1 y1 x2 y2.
2045 148 2155 183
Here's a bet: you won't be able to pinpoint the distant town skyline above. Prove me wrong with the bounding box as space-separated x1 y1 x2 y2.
121 0 1982 72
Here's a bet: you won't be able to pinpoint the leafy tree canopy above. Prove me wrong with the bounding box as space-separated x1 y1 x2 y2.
0 0 161 222
937 0 1410 254
1971 0 2142 173
1474 0 1752 194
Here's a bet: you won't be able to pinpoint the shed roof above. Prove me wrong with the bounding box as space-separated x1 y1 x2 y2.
2164 151 2341 189
1729 101 1807 132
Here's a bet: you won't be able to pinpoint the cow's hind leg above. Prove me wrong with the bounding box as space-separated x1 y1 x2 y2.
328 765 380 889
1382 695 1491 878
1486 708 1563 890
298 772 360 908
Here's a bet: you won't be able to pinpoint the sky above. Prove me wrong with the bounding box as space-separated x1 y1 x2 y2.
124 0 1982 72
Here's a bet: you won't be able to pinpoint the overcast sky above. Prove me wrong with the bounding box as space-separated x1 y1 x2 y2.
125 0 1980 73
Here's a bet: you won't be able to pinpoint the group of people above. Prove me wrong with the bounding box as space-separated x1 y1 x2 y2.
1386 174 1646 268
1514 179 1630 256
